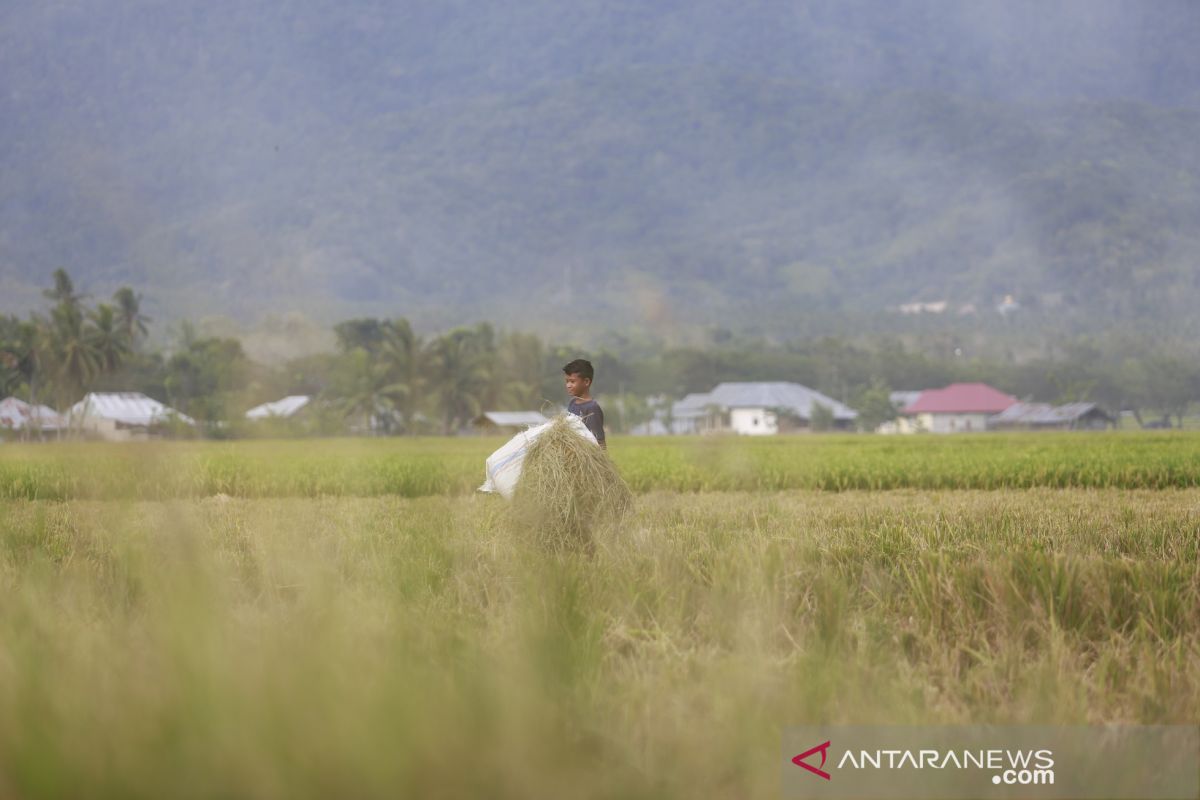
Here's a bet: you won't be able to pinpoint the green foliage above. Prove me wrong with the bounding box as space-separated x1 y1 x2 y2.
7 273 1200 440
854 380 899 431
809 402 835 432
164 337 251 424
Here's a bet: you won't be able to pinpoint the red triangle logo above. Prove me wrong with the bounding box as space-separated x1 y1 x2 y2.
792 740 832 780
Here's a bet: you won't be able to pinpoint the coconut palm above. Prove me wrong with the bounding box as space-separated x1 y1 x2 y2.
87 303 133 373
496 331 545 409
375 319 424 432
112 287 151 346
44 303 101 407
43 268 85 309
426 328 492 435
332 347 400 434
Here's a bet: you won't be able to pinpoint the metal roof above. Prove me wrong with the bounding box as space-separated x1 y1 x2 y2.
69 392 195 426
0 397 66 430
889 391 922 412
991 401 1107 425
480 411 549 427
246 395 311 420
671 392 716 419
990 402 1054 423
903 383 1018 414
673 382 858 420
1046 402 1107 422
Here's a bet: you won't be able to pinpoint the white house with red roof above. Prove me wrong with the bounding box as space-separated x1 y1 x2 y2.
883 382 1019 434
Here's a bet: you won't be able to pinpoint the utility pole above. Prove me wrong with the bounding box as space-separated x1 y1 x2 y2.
617 380 625 433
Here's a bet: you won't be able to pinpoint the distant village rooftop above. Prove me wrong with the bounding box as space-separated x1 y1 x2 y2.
902 382 1018 415
246 395 311 420
0 397 66 431
674 381 858 421
69 392 195 428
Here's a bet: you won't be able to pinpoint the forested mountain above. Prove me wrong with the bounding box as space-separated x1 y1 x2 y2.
3 1 1198 344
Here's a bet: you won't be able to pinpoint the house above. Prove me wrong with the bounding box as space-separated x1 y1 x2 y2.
897 382 1018 433
475 411 549 434
68 392 195 441
989 401 1116 431
246 395 311 420
0 397 66 435
671 382 857 435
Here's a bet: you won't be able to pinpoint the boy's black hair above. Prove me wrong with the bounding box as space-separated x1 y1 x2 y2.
562 358 594 381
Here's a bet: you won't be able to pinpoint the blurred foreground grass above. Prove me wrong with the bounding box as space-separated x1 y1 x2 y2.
3 431 1200 499
2 489 1198 798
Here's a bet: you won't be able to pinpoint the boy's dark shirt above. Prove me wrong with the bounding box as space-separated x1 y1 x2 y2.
567 398 606 446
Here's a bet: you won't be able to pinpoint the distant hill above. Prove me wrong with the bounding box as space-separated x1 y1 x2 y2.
2 1 1199 341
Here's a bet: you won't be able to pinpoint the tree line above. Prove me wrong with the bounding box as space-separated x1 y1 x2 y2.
2 270 1197 437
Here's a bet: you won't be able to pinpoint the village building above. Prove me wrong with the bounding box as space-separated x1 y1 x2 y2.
989 401 1116 431
68 392 195 441
474 410 549 434
886 382 1018 433
245 395 311 420
0 397 67 438
671 382 857 435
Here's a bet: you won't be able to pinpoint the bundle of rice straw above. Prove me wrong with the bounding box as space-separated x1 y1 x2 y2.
510 414 634 551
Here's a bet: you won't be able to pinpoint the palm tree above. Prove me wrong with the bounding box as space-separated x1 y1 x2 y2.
375 319 424 432
0 348 19 396
43 268 85 309
44 303 101 408
112 287 151 346
426 328 492 435
332 347 399 434
496 331 545 409
88 303 133 373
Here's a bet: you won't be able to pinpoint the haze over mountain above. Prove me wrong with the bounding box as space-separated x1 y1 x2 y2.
3 0 1199 344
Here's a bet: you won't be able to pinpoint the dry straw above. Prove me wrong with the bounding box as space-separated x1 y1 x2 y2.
510 414 634 551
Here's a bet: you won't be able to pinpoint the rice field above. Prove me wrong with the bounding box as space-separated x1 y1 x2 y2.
2 430 1200 500
1 433 1199 798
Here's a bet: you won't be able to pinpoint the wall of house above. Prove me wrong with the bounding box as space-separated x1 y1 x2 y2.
730 407 777 435
80 417 152 442
878 416 923 434
918 412 992 433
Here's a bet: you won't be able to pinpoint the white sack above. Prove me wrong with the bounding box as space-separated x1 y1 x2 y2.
478 414 598 499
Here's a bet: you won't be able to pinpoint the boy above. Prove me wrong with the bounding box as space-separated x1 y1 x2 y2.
563 358 606 450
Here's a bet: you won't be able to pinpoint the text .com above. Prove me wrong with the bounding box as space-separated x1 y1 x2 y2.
993 767 1055 786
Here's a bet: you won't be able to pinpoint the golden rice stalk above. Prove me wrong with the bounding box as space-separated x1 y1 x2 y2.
510 415 633 552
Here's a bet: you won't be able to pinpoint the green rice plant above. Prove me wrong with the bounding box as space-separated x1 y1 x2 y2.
5 431 1200 501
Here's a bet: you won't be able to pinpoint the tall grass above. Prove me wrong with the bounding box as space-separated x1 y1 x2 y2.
2 489 1198 798
2 431 1200 500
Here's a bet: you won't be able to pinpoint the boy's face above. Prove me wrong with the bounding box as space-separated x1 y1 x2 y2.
564 372 591 398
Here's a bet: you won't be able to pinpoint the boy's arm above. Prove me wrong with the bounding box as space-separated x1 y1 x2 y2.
592 405 607 450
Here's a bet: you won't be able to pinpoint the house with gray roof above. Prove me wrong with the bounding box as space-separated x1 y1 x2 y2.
989 401 1115 431
0 396 66 435
68 392 194 441
671 382 857 435
474 410 550 434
